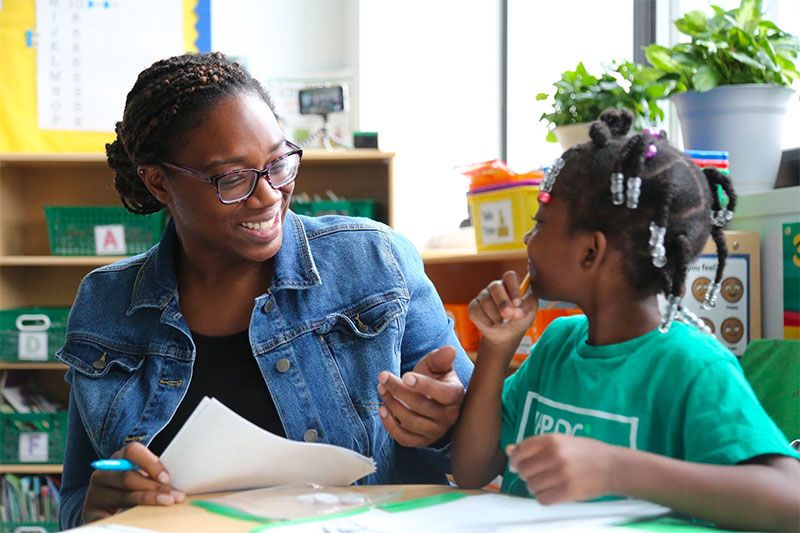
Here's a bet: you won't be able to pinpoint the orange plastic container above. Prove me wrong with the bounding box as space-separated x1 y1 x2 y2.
444 303 481 351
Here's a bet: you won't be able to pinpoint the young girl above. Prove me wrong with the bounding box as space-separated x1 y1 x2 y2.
451 109 800 531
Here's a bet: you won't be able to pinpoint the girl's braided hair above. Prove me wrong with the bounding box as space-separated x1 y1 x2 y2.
552 108 737 304
106 52 277 214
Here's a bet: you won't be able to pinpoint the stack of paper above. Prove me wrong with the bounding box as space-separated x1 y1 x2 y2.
159 397 376 494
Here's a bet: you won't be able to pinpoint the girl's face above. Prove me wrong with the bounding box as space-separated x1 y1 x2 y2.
162 92 295 266
523 198 585 302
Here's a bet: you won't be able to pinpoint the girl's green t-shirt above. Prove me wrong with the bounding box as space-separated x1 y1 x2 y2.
500 315 799 497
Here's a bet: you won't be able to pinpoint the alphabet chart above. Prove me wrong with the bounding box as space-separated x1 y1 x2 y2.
35 0 184 132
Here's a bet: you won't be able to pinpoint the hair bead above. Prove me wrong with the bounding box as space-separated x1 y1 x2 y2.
659 295 681 333
625 177 641 209
610 172 625 206
649 222 667 268
710 209 734 227
702 281 721 310
538 157 564 204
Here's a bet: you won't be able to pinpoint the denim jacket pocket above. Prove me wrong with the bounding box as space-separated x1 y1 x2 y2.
58 338 147 454
314 298 404 341
58 338 145 378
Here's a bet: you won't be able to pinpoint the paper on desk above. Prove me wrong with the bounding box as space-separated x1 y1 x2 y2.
159 397 376 494
257 493 671 532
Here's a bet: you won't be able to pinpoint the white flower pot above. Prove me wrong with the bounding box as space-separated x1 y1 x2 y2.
671 84 794 194
553 122 591 150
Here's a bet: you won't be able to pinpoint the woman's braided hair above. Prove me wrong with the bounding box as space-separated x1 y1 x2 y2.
552 108 737 303
106 52 277 214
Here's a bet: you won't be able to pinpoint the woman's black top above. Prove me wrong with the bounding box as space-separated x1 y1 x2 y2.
148 329 285 456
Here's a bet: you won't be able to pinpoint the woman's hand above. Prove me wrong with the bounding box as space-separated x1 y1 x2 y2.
468 270 538 348
377 346 465 448
507 433 617 504
82 442 185 524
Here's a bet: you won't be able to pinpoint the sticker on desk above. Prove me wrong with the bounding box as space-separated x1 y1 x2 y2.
94 224 126 255
19 432 49 462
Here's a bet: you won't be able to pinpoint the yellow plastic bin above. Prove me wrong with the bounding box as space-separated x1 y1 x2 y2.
467 178 540 252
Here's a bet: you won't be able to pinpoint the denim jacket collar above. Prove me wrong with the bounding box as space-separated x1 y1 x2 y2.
127 211 322 315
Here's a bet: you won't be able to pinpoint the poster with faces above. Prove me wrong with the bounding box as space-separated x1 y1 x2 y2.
664 254 750 356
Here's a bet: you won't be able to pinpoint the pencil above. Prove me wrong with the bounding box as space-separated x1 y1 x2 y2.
519 272 530 296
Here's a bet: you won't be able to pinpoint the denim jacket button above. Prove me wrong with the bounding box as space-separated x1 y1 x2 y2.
303 429 318 442
263 300 274 313
276 358 291 373
92 359 107 370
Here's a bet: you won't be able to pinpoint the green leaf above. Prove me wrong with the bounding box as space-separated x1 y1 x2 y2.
735 0 763 36
729 50 767 69
535 93 549 101
546 130 558 143
691 65 721 91
645 45 682 72
770 36 800 53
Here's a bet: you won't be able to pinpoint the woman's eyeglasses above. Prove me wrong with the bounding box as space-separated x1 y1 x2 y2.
161 141 303 204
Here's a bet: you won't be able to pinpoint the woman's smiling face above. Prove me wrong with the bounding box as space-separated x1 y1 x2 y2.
160 91 296 265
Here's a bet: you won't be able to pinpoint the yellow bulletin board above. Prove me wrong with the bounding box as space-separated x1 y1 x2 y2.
0 0 204 153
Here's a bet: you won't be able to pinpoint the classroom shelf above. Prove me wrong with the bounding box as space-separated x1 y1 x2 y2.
0 464 63 474
0 363 68 371
0 150 395 475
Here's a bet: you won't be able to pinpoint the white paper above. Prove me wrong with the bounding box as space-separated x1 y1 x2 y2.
35 0 184 132
266 494 670 533
159 397 376 494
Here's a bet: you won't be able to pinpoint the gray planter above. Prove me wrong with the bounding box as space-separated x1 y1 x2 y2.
671 84 794 194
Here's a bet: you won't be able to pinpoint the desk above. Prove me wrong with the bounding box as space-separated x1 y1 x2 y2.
79 485 475 532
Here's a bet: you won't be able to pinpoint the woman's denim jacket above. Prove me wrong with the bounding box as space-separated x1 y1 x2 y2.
56 212 474 529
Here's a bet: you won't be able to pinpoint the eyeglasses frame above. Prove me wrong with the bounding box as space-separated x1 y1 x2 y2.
160 140 303 204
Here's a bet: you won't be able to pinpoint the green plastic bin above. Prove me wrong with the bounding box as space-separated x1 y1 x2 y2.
0 308 69 363
0 411 68 464
291 199 376 219
44 206 166 256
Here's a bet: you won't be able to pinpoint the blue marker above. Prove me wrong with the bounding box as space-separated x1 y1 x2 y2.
91 458 138 470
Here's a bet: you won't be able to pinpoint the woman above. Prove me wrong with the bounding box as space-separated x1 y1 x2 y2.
57 52 473 528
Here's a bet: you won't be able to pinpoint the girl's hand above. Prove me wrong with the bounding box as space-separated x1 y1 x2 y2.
82 442 185 524
468 270 538 347
507 434 617 505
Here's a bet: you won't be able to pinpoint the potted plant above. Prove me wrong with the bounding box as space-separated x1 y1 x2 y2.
645 0 799 193
536 61 667 149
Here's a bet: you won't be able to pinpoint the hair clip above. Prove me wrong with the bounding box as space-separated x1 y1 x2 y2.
648 222 667 268
643 127 662 138
677 306 712 335
659 295 680 333
610 172 624 206
625 177 641 209
710 209 733 227
645 144 658 159
538 157 564 204
702 281 721 310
